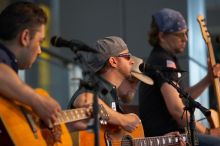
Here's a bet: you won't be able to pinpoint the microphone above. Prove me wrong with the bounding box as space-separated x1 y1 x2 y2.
50 36 98 53
139 63 186 73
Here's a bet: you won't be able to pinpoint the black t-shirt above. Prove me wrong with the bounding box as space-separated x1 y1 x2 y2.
138 45 184 136
67 76 123 112
0 43 18 73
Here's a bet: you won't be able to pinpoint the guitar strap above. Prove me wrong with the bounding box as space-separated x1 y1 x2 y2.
110 89 124 113
0 43 18 73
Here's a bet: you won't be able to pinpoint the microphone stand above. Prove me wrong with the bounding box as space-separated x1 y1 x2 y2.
69 47 101 146
156 70 210 146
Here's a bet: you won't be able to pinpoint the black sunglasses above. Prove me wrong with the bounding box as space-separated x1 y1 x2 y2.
165 30 188 39
116 53 132 60
172 31 188 38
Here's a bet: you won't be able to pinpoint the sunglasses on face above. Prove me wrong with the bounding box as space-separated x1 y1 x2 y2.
166 30 188 39
172 31 188 38
116 53 132 60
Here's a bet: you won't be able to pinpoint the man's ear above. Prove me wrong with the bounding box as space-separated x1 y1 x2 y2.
158 32 165 42
19 29 30 47
108 57 118 68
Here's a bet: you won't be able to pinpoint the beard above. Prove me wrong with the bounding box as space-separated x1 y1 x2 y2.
119 90 135 103
118 76 138 104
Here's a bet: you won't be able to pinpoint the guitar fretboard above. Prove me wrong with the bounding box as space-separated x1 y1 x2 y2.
121 134 187 146
53 104 109 126
54 108 89 125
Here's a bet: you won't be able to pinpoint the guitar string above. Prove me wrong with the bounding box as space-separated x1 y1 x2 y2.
109 136 183 146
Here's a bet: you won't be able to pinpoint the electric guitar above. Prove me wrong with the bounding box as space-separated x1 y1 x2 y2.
74 124 190 146
197 15 220 128
0 88 109 146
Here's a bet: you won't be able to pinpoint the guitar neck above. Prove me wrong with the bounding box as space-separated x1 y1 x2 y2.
54 108 89 125
197 15 220 109
129 134 188 146
207 42 220 109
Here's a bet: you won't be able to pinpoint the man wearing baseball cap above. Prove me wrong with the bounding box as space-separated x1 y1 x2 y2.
139 8 220 145
67 36 186 145
68 36 141 132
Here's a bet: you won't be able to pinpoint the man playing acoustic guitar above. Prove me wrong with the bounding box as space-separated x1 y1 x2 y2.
138 8 220 146
68 36 186 146
0 1 62 129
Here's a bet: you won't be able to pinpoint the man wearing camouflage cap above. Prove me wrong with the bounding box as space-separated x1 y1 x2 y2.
139 8 220 146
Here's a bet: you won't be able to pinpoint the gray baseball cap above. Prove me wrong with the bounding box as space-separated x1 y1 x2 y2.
85 36 128 72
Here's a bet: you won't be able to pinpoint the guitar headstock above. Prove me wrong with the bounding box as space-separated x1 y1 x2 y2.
197 15 211 43
99 104 109 125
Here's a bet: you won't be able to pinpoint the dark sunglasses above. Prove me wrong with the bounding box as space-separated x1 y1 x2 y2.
172 31 188 38
116 53 132 60
165 30 188 39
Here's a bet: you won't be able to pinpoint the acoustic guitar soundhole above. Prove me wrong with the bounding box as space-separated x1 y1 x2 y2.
40 122 62 146
0 118 15 146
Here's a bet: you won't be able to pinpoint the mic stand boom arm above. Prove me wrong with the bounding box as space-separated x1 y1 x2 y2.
156 71 210 146
65 47 101 146
52 36 102 146
74 55 101 146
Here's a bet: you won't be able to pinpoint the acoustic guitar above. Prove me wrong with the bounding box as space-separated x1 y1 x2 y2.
0 88 108 146
197 15 220 128
74 124 189 146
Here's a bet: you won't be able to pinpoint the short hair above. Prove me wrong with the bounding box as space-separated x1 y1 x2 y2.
148 17 160 47
0 1 47 41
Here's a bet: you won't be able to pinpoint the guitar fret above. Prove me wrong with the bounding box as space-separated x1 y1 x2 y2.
150 137 155 146
58 112 64 123
155 137 158 145
183 135 186 142
162 138 166 145
140 139 143 146
168 137 171 144
149 137 152 145
159 137 162 145
62 111 69 122
143 139 147 146
54 108 88 125
67 110 74 121
70 110 77 121
139 139 143 146
153 137 156 145
157 138 159 145
59 111 66 123
175 137 178 143
64 111 69 121
53 105 109 126
131 134 188 146
74 110 80 120
150 139 152 146
66 110 73 121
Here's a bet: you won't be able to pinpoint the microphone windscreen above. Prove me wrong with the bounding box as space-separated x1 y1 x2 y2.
51 36 70 47
216 36 220 43
139 63 145 72
50 36 59 46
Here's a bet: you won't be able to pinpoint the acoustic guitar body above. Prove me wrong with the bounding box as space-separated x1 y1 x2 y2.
76 124 144 146
0 89 72 146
